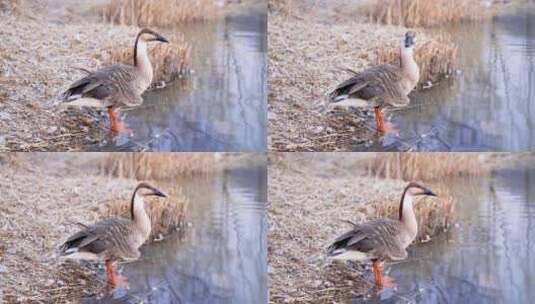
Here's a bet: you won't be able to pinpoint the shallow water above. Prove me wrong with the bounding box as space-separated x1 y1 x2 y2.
359 168 535 303
356 5 535 151
91 3 267 152
87 166 267 303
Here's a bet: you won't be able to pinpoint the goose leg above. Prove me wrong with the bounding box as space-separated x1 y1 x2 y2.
372 261 397 289
107 107 120 134
105 260 129 289
372 260 384 288
107 107 132 135
374 107 386 134
373 107 399 136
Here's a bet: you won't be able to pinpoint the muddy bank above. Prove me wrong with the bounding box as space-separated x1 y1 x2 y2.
0 154 189 302
267 154 454 303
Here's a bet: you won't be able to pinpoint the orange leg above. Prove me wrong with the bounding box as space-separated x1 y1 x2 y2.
105 260 117 287
107 107 120 134
372 260 384 288
105 260 129 289
107 107 133 135
373 107 399 136
374 107 386 134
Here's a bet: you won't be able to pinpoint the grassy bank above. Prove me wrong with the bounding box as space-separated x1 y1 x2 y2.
268 153 467 303
0 153 194 302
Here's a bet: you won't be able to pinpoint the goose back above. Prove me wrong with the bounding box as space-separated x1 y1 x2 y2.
62 64 144 109
327 218 411 261
60 217 144 262
329 64 410 108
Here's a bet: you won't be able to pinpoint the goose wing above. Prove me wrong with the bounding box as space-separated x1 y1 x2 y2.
60 218 134 260
327 219 408 261
329 64 405 106
62 64 141 108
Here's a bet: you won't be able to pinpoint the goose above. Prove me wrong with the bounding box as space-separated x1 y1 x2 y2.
61 28 169 134
328 31 419 135
59 182 167 288
327 182 436 289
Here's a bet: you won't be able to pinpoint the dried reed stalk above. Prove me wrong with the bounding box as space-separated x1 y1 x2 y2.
99 153 218 180
368 153 483 181
364 0 488 28
102 0 217 26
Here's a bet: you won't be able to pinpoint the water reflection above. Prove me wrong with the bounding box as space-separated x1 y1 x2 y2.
358 168 535 303
92 2 267 152
87 166 267 303
356 6 535 151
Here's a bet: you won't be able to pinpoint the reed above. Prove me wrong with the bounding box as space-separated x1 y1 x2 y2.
364 0 488 28
98 185 189 239
101 0 217 27
375 34 457 87
368 153 483 181
99 153 218 180
102 36 191 84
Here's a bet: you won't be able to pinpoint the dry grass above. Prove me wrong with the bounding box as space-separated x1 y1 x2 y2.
375 34 457 87
364 0 489 28
268 0 292 14
101 0 218 27
368 153 484 181
102 35 192 85
97 185 189 239
98 153 218 180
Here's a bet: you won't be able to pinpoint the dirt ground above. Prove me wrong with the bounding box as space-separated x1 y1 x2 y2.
267 153 458 303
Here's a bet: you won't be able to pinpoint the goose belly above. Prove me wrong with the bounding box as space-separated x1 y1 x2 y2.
329 249 372 261
330 97 375 109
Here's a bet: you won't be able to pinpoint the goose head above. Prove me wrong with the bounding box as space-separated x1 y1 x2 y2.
403 31 416 49
135 182 168 198
137 28 169 44
405 182 436 197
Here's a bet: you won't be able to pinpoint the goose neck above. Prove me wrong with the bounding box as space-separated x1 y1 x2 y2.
134 39 153 87
400 47 419 86
131 192 152 241
399 192 418 240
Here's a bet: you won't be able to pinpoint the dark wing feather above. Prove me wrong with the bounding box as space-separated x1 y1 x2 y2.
60 218 129 255
62 64 137 105
329 64 404 104
327 219 407 260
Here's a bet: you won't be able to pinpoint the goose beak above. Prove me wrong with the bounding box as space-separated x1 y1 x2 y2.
153 189 168 198
424 189 437 197
155 34 169 43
